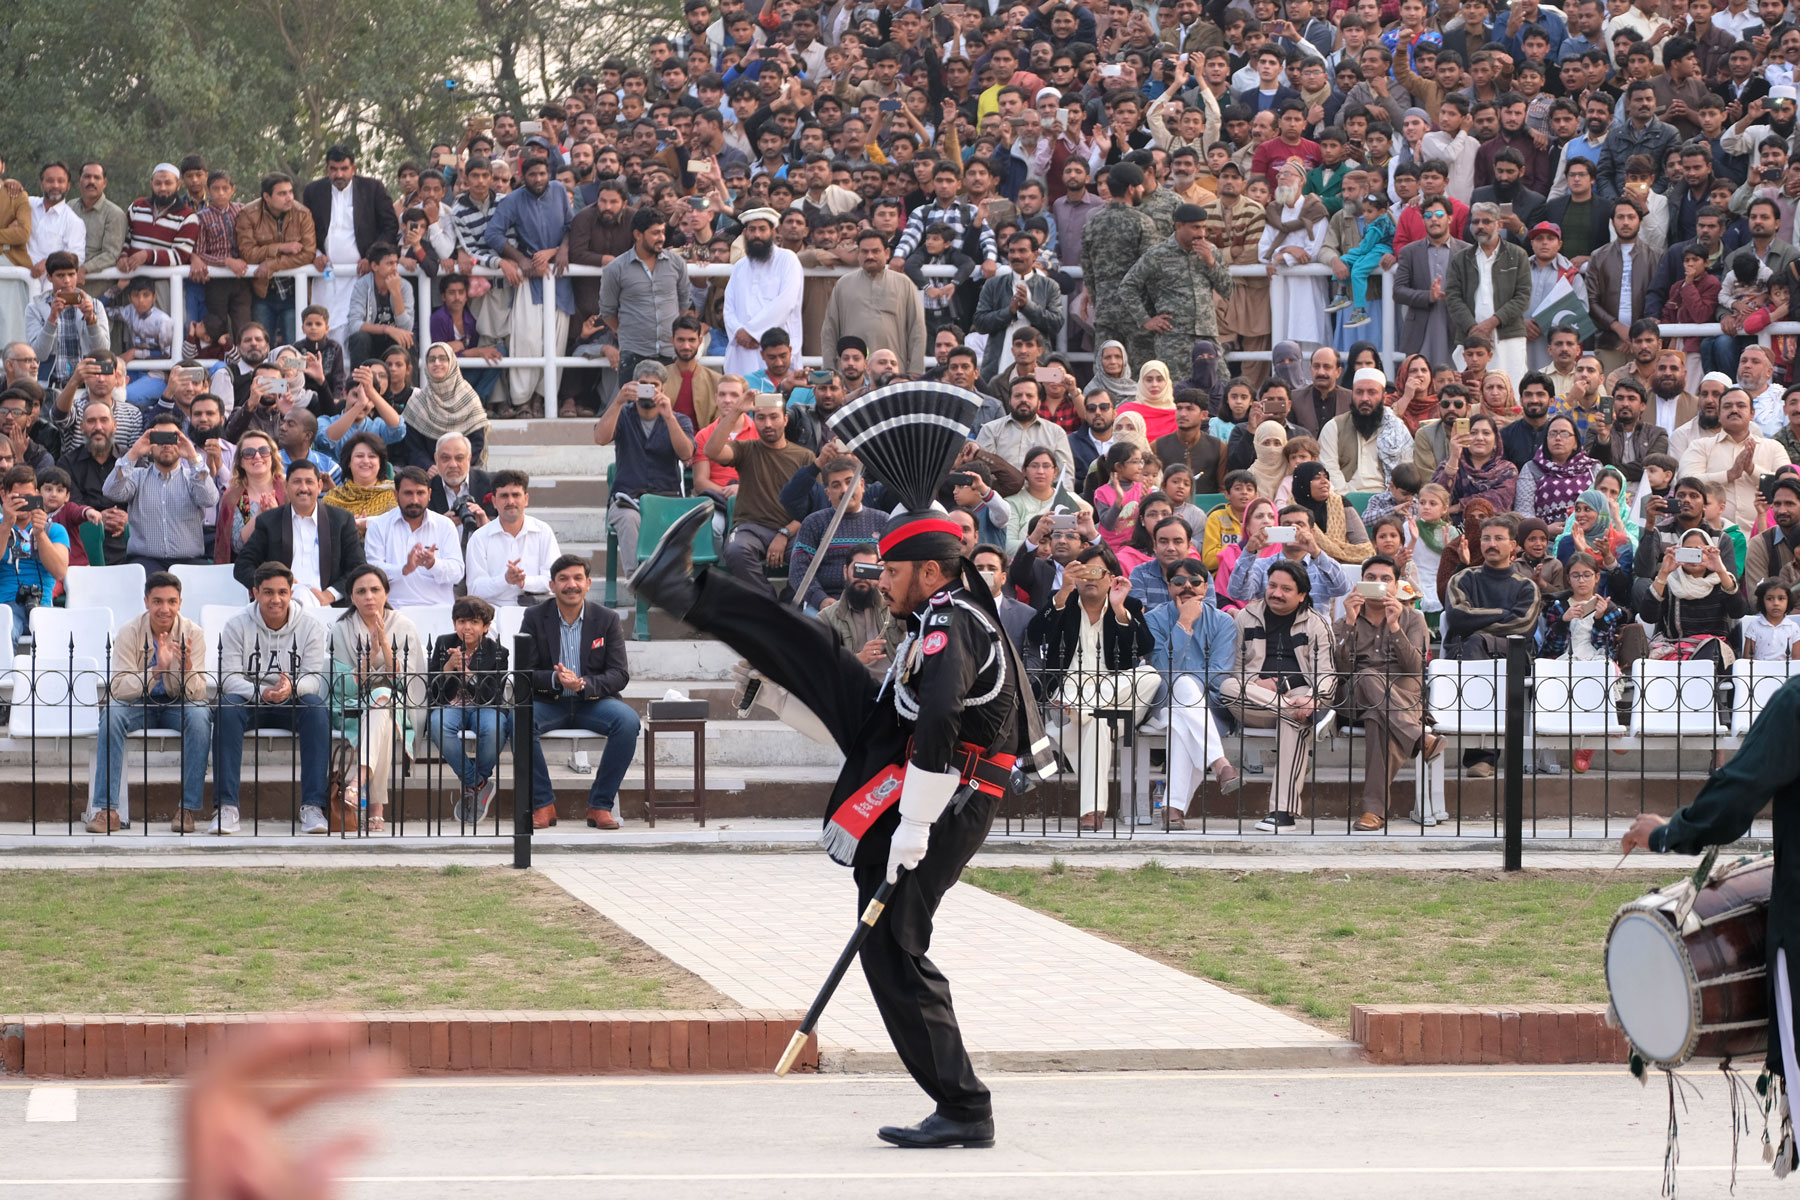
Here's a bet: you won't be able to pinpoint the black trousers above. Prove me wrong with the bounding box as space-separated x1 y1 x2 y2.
687 569 994 1121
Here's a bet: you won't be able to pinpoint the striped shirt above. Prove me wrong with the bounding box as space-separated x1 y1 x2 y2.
891 199 997 263
788 504 886 609
124 197 198 265
192 201 243 262
452 190 500 266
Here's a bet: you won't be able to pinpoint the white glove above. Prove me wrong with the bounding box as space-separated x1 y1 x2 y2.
887 816 931 884
886 764 961 883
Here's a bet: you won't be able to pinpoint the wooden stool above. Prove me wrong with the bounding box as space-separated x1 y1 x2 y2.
643 717 707 827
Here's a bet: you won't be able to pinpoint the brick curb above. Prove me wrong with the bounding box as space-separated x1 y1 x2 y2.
1351 1004 1629 1065
0 1010 815 1078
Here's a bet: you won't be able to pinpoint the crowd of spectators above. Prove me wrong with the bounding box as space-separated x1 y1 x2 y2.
11 0 1800 832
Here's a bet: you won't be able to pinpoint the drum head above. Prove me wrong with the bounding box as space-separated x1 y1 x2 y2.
1607 911 1699 1065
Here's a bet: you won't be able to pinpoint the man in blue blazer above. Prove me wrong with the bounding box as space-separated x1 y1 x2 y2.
519 554 638 828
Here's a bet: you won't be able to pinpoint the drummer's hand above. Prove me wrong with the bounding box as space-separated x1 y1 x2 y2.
1621 813 1668 856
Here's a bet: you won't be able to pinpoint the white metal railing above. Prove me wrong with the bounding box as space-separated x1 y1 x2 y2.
17 258 1778 421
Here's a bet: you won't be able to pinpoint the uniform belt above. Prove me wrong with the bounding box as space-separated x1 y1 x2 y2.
951 741 1017 798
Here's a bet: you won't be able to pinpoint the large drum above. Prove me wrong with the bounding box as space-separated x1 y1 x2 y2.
1604 854 1773 1068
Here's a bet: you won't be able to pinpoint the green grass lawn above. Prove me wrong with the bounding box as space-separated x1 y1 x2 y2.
0 867 725 1014
968 863 1661 1035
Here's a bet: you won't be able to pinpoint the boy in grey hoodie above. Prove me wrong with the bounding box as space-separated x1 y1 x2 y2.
211 562 332 834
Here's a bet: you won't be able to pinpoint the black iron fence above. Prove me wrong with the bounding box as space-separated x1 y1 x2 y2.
1003 634 1768 862
2 623 1773 867
2 629 540 868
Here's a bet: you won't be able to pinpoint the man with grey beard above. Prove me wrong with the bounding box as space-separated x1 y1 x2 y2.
1261 159 1330 353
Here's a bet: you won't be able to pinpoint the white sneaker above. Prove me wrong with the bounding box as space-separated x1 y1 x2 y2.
299 805 328 834
210 805 240 835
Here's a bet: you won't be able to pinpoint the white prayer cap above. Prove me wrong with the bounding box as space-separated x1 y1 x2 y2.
737 206 782 227
1354 368 1387 387
152 162 180 179
1702 370 1734 389
1773 85 1799 103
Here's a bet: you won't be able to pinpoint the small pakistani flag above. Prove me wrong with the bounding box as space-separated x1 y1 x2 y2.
1531 268 1596 341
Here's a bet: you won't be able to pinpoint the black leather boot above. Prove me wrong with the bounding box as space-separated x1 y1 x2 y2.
627 500 713 621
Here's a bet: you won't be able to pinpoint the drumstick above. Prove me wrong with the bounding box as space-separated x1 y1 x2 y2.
1560 851 1632 932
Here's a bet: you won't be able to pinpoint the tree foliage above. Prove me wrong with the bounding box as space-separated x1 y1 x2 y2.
0 0 679 188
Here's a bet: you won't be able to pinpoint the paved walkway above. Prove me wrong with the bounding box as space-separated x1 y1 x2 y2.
543 854 1355 1071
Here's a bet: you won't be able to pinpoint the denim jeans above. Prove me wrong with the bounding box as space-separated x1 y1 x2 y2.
428 706 513 788
252 294 295 345
1700 333 1745 378
530 696 639 811
98 700 212 813
213 692 330 811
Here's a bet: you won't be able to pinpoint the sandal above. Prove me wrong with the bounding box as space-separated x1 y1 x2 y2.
368 814 385 832
1078 812 1105 831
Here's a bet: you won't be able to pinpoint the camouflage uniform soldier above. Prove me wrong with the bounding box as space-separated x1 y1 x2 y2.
1083 162 1161 365
1124 148 1180 238
1116 204 1235 369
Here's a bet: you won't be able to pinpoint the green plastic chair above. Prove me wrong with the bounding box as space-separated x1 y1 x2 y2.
1344 491 1378 517
634 495 718 640
1191 492 1228 514
78 521 109 568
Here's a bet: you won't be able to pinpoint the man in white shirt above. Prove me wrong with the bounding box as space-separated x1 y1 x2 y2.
1678 388 1790 530
465 469 561 606
27 164 87 298
1738 345 1788 435
363 466 465 607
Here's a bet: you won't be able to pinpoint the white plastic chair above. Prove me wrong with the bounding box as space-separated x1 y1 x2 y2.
1630 659 1734 739
63 564 147 628
171 563 249 614
9 653 104 738
1532 658 1621 738
28 607 118 668
200 604 242 664
494 604 527 650
405 605 456 658
1426 659 1506 737
1733 658 1800 735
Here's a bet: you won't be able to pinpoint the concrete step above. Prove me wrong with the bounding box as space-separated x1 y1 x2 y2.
525 475 614 508
488 418 604 447
489 442 613 477
539 506 613 543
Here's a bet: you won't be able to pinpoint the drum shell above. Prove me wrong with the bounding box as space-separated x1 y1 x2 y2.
1689 859 1772 1061
1607 858 1772 1066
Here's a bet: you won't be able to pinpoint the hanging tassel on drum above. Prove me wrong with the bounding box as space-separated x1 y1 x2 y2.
1662 1068 1704 1199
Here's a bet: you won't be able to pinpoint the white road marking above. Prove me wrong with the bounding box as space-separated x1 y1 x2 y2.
23 1087 77 1123
0 1166 1751 1186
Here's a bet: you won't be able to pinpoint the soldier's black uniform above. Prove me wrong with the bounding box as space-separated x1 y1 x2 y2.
685 566 1049 1123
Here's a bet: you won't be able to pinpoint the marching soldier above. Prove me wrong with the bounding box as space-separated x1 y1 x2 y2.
629 380 1055 1149
1082 161 1162 367
1116 203 1236 370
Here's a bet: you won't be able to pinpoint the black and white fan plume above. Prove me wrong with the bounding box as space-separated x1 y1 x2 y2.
826 380 984 562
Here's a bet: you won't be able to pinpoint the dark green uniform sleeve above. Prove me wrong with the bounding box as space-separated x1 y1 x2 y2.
1653 675 1800 853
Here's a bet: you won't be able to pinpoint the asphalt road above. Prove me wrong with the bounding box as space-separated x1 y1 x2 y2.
2 1066 1783 1198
